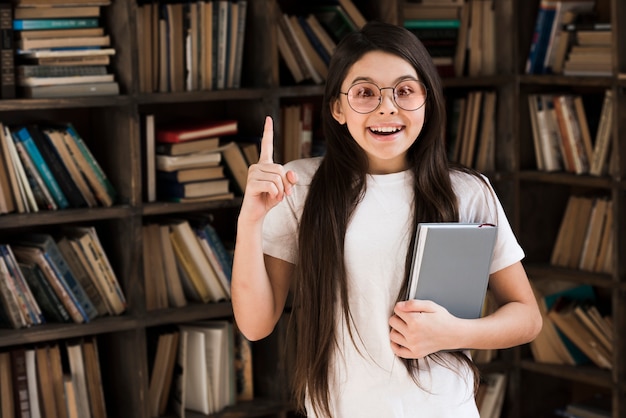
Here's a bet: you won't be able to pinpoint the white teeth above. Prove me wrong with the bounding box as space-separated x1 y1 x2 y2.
371 126 400 133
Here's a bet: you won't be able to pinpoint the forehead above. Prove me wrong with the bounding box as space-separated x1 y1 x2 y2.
343 50 418 86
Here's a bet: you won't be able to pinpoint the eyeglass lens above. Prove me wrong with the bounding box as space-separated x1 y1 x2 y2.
346 80 427 113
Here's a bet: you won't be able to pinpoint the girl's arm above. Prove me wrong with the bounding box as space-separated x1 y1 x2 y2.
231 116 297 341
389 261 542 358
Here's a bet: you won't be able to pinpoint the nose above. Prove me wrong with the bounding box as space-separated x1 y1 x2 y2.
378 87 397 114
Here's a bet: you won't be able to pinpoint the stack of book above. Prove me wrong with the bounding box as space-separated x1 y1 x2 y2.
0 230 126 329
155 119 238 203
525 0 595 75
562 22 612 76
12 0 119 98
0 122 117 215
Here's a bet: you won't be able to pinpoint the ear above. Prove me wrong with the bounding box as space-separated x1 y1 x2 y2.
331 98 346 125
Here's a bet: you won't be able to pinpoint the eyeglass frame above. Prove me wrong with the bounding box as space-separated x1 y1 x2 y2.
339 79 428 114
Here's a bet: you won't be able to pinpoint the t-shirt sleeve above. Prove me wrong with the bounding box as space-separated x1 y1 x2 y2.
453 172 525 274
262 194 299 264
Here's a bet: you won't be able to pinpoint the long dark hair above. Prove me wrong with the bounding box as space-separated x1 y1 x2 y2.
291 21 480 417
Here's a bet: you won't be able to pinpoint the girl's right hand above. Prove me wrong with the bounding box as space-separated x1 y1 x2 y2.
239 116 298 223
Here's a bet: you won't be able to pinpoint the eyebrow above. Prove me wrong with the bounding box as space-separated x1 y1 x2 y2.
348 75 420 85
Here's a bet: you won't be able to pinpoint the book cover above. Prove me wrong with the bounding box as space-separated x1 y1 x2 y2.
156 120 238 143
19 261 72 323
20 81 119 98
406 223 497 320
156 151 222 172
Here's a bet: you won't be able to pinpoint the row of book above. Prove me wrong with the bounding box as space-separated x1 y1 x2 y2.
525 0 612 76
403 0 496 78
276 0 366 85
0 121 117 215
0 230 126 329
143 216 232 310
550 195 613 274
136 0 248 93
144 117 256 203
447 90 496 172
531 281 612 370
149 321 253 417
281 102 314 163
6 0 120 99
528 90 613 176
0 337 107 418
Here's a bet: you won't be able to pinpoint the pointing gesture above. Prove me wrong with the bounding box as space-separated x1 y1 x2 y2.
239 116 298 223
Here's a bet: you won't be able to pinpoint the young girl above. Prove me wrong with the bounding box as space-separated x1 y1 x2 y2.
232 21 542 418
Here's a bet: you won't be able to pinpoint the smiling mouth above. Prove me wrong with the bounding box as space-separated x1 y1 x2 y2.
369 126 403 135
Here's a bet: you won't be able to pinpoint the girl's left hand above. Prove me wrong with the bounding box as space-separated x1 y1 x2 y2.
389 299 464 359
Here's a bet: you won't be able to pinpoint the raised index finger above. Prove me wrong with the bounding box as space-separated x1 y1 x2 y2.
258 116 274 164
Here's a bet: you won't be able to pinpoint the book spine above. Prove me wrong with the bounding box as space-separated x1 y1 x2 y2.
41 250 90 322
0 254 26 328
14 127 70 209
0 245 41 326
10 348 31 418
85 229 126 313
232 0 247 88
13 18 99 31
203 224 232 281
12 136 54 210
0 4 15 99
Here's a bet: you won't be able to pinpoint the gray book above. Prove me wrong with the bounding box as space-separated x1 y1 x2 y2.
406 223 497 320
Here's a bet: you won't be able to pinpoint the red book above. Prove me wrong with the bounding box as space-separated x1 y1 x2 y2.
156 120 238 143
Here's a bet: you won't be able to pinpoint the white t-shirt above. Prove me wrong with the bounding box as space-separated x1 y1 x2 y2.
262 157 524 418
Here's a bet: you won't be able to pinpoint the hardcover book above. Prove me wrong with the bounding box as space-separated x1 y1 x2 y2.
406 223 497 320
156 120 238 143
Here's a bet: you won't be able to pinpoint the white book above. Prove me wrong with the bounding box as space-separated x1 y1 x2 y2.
407 223 497 320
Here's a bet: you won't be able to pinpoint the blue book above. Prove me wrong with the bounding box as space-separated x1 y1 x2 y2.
13 126 69 209
202 223 232 282
298 15 331 65
18 233 98 322
13 18 100 31
525 1 557 75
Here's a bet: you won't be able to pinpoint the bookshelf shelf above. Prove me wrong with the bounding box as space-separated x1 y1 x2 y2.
518 170 613 188
520 360 613 388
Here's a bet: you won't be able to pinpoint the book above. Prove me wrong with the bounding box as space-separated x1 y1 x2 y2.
19 261 72 323
156 165 225 183
155 137 220 156
18 74 114 87
13 18 100 31
158 178 230 199
0 351 13 418
14 6 101 20
156 151 222 172
47 344 68 418
18 47 115 59
24 349 41 418
42 127 98 207
10 348 31 418
159 225 187 308
526 1 557 75
0 122 22 213
20 81 119 98
0 256 28 328
35 345 57 417
66 340 91 418
0 4 15 99
82 337 107 418
60 124 116 207
220 141 249 194
17 35 110 51
1 245 44 326
156 120 238 143
406 223 497 320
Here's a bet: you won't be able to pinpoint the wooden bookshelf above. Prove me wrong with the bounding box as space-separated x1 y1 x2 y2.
1 0 626 417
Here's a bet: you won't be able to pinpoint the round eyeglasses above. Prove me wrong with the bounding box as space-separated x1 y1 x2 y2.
339 79 428 114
